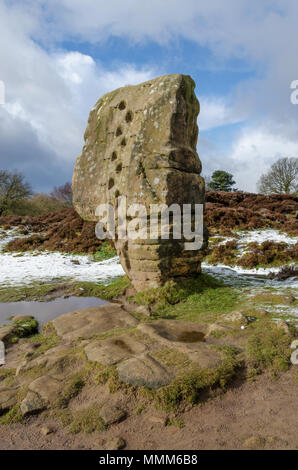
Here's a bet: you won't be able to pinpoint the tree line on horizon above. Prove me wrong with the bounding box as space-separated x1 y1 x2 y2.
0 157 297 217
0 173 72 216
206 157 298 194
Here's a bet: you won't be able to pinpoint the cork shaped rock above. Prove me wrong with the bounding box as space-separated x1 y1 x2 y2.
72 74 206 291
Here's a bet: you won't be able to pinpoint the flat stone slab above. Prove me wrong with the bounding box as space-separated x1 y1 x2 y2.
28 375 62 403
137 320 222 369
138 319 209 344
0 387 18 413
0 325 15 345
85 333 147 366
20 391 46 416
100 404 127 426
117 353 173 388
52 305 138 341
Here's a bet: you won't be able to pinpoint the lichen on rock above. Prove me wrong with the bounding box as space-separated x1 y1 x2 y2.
72 74 206 290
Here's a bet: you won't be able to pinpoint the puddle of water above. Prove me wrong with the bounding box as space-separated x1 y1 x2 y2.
177 331 205 343
0 296 109 328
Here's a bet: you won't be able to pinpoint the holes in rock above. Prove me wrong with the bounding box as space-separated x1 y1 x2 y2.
118 101 126 110
125 111 133 123
177 331 205 343
121 138 127 146
116 126 123 137
112 339 133 354
111 151 117 161
115 190 120 198
116 163 122 173
108 178 115 189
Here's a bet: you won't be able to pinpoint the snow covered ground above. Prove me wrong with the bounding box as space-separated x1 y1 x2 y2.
207 228 298 286
203 262 298 288
0 227 297 322
0 228 124 286
206 228 298 321
0 227 297 289
237 229 297 246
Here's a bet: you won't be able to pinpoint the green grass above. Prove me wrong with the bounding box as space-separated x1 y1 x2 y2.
93 241 117 261
155 345 242 411
0 276 130 302
26 322 60 356
0 316 39 345
95 365 131 394
0 405 23 425
167 417 185 428
68 405 105 434
12 317 39 338
130 274 240 321
0 282 63 302
246 323 292 377
55 371 85 409
0 368 16 387
73 276 130 300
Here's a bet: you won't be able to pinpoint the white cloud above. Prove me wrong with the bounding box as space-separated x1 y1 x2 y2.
1 0 298 193
199 96 246 131
0 2 155 189
229 126 298 191
200 125 298 192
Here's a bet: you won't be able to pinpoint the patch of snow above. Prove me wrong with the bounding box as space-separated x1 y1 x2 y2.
202 262 298 289
237 229 297 246
0 229 124 286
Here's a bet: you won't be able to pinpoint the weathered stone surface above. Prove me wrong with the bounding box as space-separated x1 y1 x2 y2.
207 323 231 336
0 387 18 413
100 404 127 426
221 312 248 324
40 425 55 436
148 415 168 426
276 319 290 335
72 74 206 291
28 375 62 403
137 320 222 368
117 353 173 388
0 325 15 345
0 317 38 345
11 315 34 322
138 319 209 343
85 333 146 366
20 391 46 416
52 305 138 341
107 437 126 450
15 359 27 377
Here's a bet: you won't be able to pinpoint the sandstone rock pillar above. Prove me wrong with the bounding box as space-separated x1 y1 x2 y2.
72 74 206 291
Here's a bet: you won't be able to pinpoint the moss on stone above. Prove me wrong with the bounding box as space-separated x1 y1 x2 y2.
68 405 105 434
0 404 23 425
55 371 85 409
130 274 239 320
155 345 242 411
246 322 292 377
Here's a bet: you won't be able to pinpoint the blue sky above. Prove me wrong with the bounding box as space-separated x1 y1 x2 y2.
0 0 298 192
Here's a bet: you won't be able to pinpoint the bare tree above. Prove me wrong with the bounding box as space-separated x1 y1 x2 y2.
257 157 298 195
50 182 72 205
0 170 32 215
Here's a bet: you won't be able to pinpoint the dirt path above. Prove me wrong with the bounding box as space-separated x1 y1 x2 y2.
0 369 297 450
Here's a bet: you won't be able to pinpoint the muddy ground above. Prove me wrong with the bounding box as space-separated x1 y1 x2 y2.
0 191 297 451
0 368 297 450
